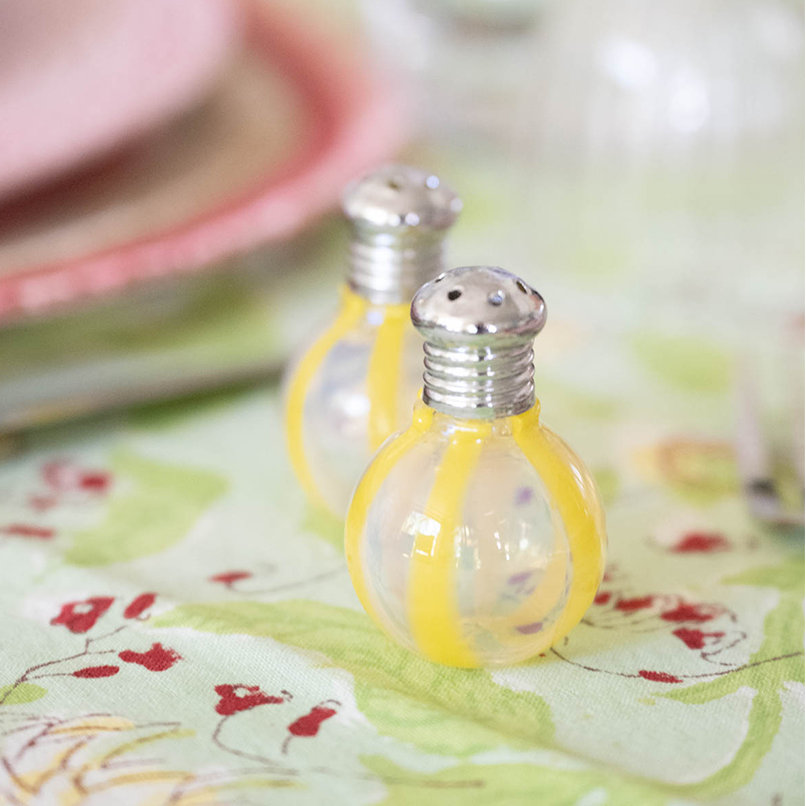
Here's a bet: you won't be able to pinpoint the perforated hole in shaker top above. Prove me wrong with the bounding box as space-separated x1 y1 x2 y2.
516 280 529 294
447 289 462 301
488 291 504 306
387 177 403 191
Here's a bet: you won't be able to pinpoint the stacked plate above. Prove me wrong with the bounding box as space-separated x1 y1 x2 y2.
0 0 405 430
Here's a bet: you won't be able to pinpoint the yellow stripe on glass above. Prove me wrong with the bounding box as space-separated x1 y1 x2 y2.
511 405 606 643
366 303 410 451
345 406 433 626
285 287 367 512
407 422 491 667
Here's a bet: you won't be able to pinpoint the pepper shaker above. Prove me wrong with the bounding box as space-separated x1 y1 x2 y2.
345 266 607 667
284 165 462 517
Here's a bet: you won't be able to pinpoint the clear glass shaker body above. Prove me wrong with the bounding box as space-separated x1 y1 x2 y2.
285 288 424 518
346 400 607 668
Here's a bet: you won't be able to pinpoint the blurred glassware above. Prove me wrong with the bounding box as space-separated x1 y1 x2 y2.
358 0 548 151
520 0 804 333
362 0 803 338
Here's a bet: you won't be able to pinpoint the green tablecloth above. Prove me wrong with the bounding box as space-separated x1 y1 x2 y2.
0 149 803 805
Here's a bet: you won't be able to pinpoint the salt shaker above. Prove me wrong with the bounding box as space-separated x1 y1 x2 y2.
345 266 607 667
284 165 462 517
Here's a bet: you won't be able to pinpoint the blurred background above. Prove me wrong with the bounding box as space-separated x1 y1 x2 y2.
0 0 803 505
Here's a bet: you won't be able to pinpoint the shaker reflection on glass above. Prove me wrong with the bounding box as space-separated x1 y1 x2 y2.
284 165 462 518
345 266 607 667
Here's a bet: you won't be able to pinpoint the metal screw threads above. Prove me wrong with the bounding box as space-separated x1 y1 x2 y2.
342 165 462 305
411 266 547 419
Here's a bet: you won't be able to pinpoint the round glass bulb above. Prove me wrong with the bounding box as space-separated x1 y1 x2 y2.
346 400 607 668
284 287 424 517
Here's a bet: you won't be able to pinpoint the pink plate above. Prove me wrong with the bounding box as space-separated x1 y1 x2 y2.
0 0 241 202
0 1 406 324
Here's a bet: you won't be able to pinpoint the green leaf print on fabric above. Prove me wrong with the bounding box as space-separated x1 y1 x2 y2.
154 600 554 756
632 333 732 394
361 756 672 806
724 558 805 593
592 467 620 506
354 683 532 757
301 505 345 552
0 683 47 706
662 590 804 798
65 450 227 566
535 378 618 421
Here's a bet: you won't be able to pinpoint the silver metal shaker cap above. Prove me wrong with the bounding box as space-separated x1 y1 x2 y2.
342 165 462 305
411 266 546 418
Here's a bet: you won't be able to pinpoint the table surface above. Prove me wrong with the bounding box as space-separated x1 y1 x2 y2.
0 133 803 806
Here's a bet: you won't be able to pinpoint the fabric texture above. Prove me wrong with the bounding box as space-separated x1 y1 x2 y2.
0 152 803 805
0 341 802 804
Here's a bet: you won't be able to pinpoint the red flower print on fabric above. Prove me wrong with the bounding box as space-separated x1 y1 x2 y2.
672 627 726 649
123 593 157 619
119 643 181 671
594 591 612 605
42 461 111 494
282 700 340 753
77 471 111 492
73 665 119 678
1 524 55 539
639 670 682 683
287 704 338 738
42 462 72 490
28 494 58 512
51 597 114 633
660 602 721 623
210 571 252 588
672 532 730 553
615 595 654 613
214 685 287 715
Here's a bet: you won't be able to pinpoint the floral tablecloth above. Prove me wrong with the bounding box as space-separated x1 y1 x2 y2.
0 142 803 805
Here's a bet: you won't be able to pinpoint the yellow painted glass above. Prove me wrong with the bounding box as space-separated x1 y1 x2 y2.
345 399 606 668
284 286 423 518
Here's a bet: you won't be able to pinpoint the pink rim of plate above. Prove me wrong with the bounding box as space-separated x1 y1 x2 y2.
0 0 241 202
0 1 407 324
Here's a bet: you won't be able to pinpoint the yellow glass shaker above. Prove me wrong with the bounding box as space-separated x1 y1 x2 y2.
284 165 462 518
345 266 607 667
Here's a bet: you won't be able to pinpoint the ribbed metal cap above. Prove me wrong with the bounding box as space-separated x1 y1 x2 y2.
342 164 462 304
411 266 547 418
